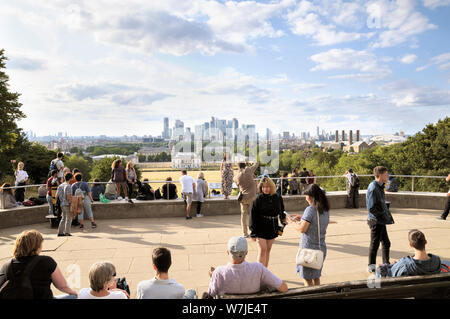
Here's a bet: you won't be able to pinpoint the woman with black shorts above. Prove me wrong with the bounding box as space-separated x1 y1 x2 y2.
250 177 286 267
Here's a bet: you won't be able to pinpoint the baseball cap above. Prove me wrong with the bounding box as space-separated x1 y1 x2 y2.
227 236 248 258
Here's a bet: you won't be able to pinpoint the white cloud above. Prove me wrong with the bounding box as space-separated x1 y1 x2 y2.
368 0 437 48
416 52 450 71
309 48 391 80
287 0 374 46
422 0 450 9
385 80 450 107
400 54 418 64
292 83 327 91
29 0 294 56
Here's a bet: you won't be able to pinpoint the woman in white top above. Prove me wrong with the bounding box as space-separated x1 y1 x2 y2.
78 261 129 299
14 161 28 203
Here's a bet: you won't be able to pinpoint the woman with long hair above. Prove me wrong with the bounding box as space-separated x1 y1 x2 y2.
125 161 141 204
286 184 330 287
193 172 208 217
220 153 233 200
111 159 128 201
1 183 18 209
250 177 286 267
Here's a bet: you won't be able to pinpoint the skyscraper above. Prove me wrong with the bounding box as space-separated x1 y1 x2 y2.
163 117 169 139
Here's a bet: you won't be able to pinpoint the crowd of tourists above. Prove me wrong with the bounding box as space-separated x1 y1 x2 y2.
0 153 449 299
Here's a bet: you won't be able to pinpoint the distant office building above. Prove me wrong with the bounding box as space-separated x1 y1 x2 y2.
282 131 290 140
162 117 169 139
335 130 339 142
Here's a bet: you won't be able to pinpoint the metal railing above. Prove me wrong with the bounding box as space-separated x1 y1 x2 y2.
1 174 447 210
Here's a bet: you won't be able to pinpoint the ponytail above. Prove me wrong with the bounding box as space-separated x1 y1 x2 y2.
304 184 329 214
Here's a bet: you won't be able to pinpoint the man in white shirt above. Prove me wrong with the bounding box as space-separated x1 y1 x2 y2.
137 247 196 299
207 236 288 298
179 170 196 220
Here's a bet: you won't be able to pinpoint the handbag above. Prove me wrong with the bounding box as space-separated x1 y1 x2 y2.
295 208 324 270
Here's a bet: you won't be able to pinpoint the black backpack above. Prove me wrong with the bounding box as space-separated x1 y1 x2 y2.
0 256 40 299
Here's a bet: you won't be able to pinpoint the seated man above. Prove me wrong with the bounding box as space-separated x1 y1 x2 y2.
379 229 442 277
137 247 196 299
207 236 288 298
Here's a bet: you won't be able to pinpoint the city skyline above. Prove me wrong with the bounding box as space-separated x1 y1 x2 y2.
2 1 449 137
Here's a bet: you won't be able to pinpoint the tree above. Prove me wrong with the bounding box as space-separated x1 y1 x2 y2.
0 49 26 154
90 157 141 182
64 155 93 181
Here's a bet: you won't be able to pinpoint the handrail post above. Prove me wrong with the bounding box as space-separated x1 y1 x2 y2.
280 177 283 197
0 188 5 210
412 177 415 192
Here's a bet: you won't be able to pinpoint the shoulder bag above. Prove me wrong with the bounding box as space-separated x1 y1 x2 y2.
295 208 324 270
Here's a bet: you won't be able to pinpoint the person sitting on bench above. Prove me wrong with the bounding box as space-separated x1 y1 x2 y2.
205 236 288 298
136 179 155 200
379 229 442 277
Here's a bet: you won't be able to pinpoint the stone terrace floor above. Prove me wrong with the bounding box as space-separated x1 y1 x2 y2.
0 207 449 298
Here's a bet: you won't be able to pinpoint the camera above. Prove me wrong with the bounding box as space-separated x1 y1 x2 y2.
115 277 130 295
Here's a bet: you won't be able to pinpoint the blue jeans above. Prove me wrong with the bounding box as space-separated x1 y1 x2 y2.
47 195 54 215
78 197 94 220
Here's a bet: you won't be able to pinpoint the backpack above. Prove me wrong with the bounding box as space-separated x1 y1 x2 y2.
0 256 40 299
49 159 58 171
74 187 85 200
22 200 36 206
351 174 360 188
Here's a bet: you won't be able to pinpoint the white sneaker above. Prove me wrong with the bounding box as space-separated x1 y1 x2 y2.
196 214 204 218
117 196 123 201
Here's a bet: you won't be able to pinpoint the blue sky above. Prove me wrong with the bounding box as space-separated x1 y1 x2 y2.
1 0 449 137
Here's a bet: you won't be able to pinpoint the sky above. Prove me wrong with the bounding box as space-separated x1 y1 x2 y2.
1 0 450 137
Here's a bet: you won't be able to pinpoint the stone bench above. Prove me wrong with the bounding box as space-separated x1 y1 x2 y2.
219 272 450 299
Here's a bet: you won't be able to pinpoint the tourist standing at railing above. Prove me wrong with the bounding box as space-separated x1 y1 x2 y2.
69 168 80 185
111 159 128 201
14 161 28 204
306 170 316 185
366 166 394 273
193 172 208 217
72 173 97 230
50 153 65 184
179 170 196 220
126 162 141 204
299 168 309 194
286 184 330 287
437 173 450 220
250 177 286 267
276 172 289 196
0 183 18 209
55 173 73 237
234 162 259 238
220 154 233 200
289 168 300 195
46 170 59 216
344 169 359 208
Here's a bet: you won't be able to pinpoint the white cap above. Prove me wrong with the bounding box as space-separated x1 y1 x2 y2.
227 236 248 258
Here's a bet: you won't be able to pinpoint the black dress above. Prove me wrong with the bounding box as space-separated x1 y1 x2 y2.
250 193 286 240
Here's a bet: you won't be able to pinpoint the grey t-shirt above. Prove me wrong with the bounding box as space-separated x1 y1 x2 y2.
56 182 72 207
137 277 185 299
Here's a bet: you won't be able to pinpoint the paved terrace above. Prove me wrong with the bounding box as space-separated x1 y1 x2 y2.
0 203 449 298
